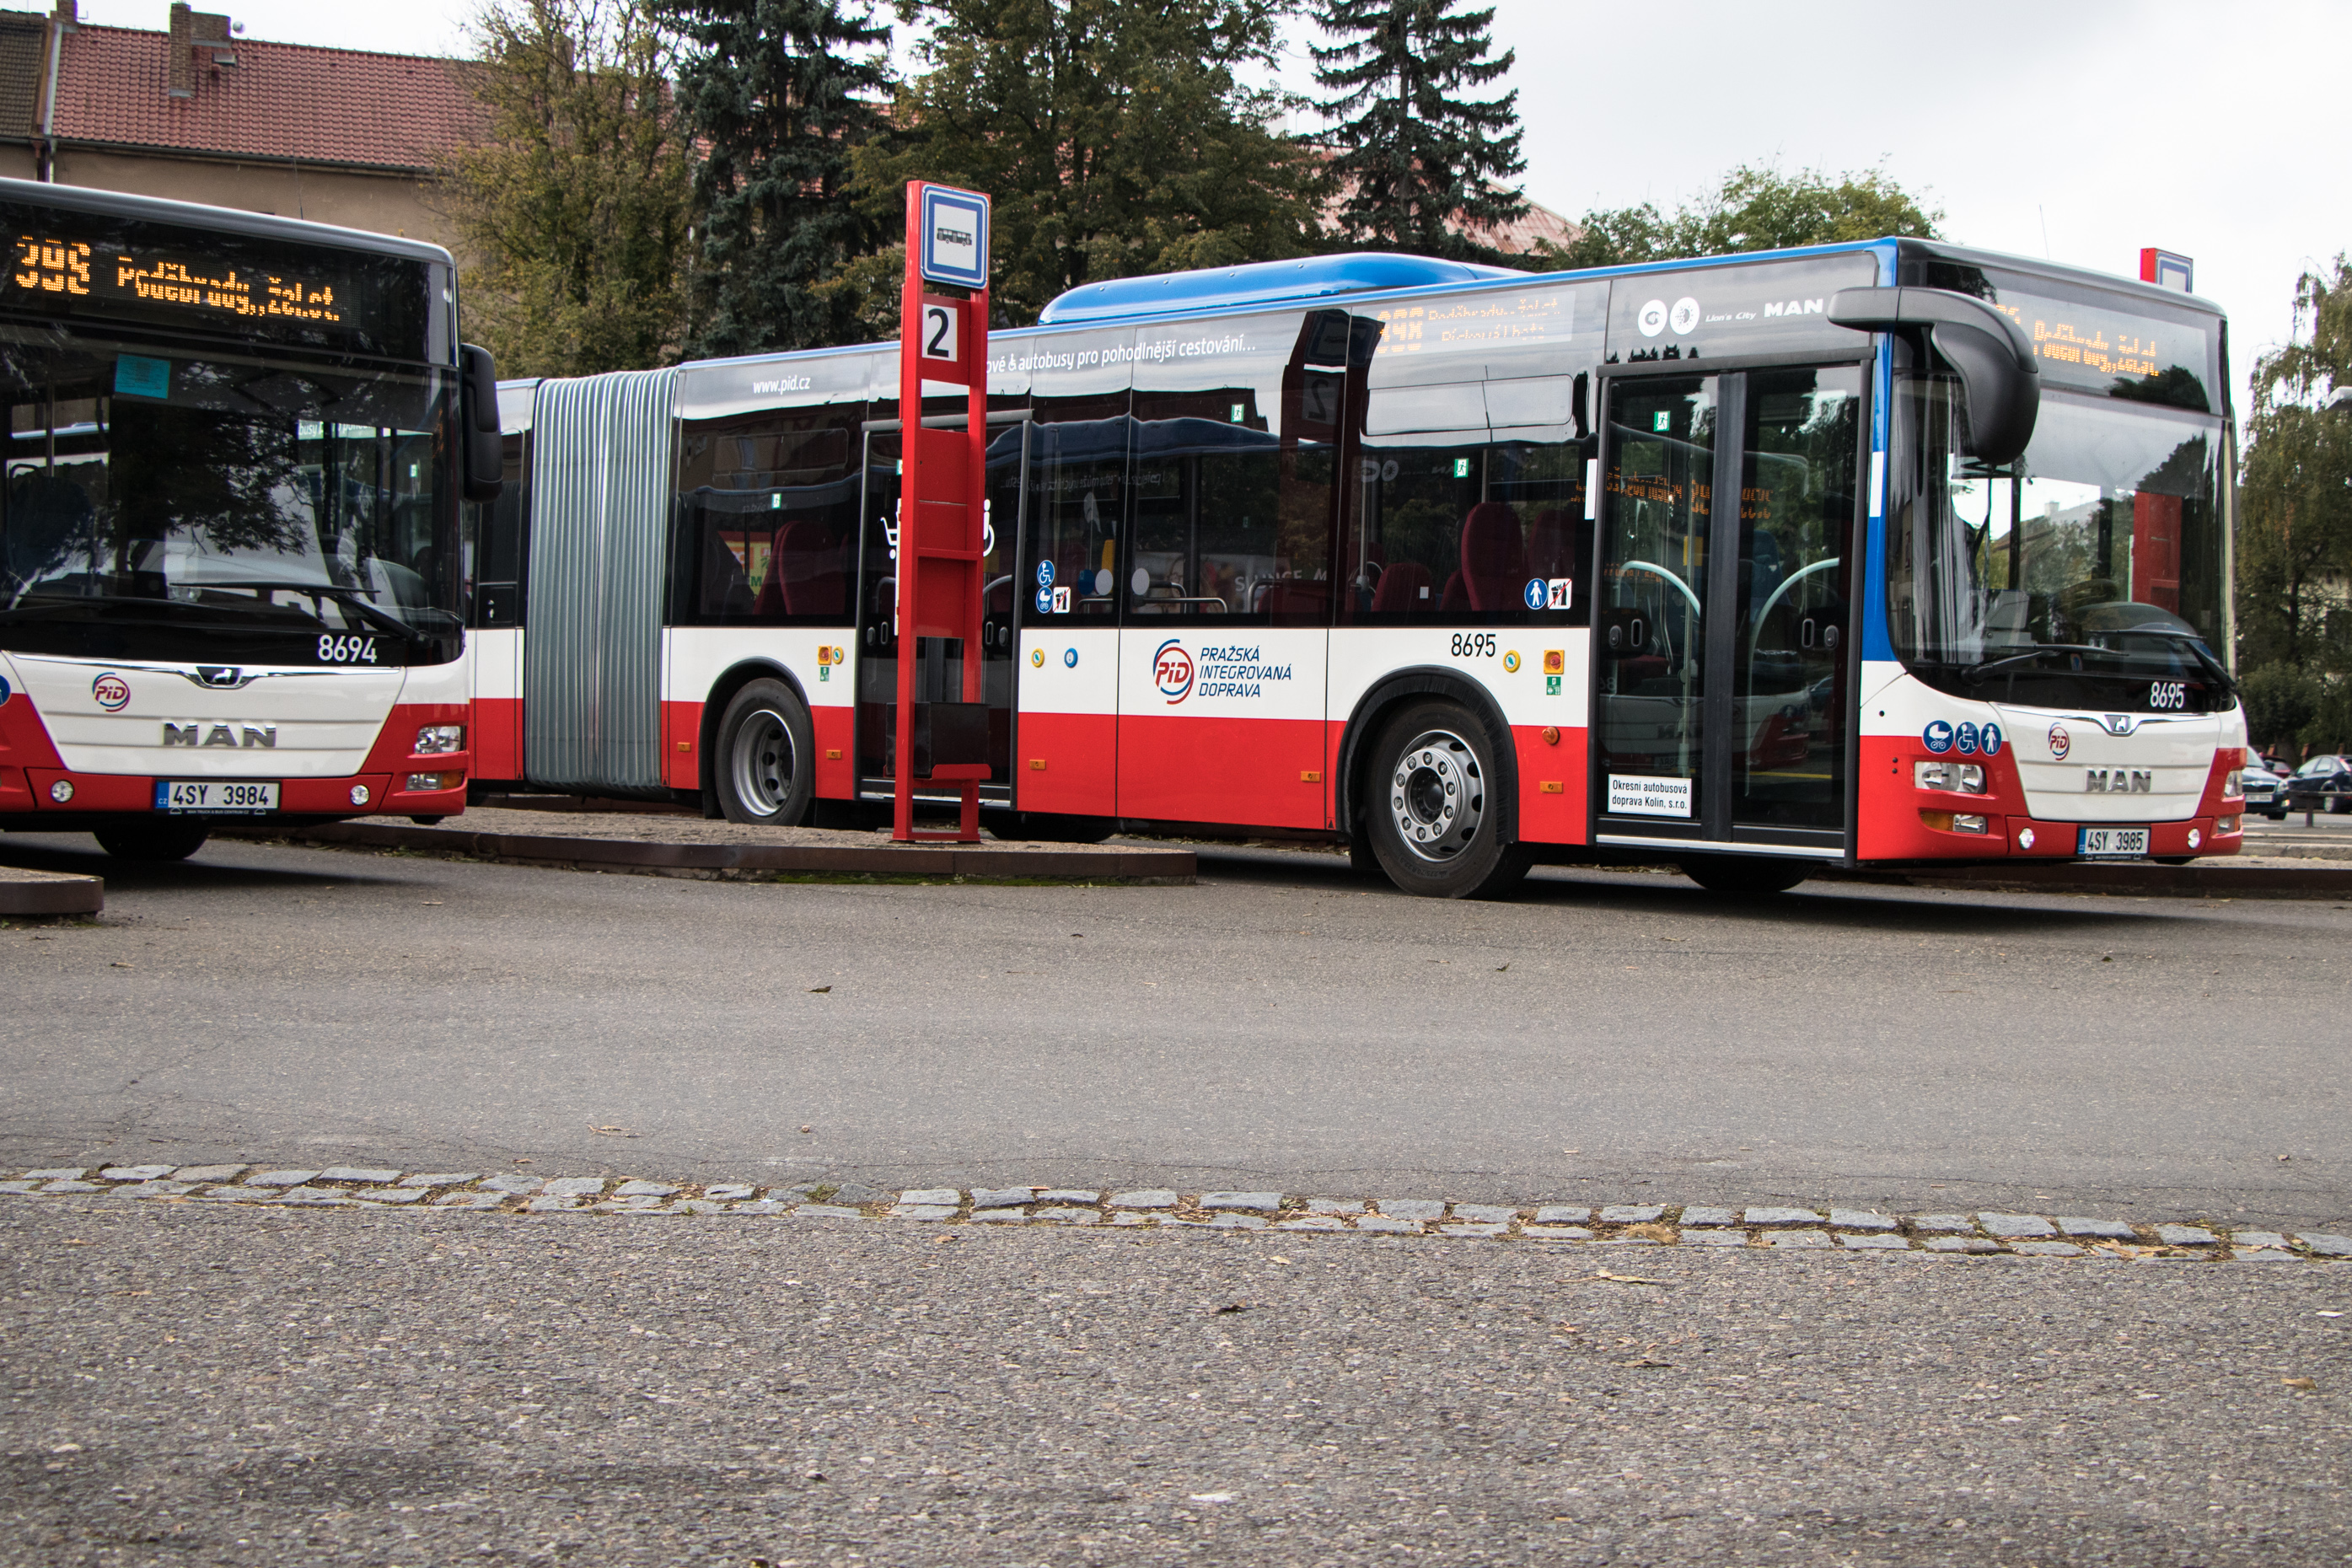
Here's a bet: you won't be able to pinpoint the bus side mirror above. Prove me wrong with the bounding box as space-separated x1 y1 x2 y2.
1828 287 2039 466
460 343 503 503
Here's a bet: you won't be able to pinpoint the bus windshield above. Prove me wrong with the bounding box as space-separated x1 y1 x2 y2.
1888 381 2230 712
0 322 458 665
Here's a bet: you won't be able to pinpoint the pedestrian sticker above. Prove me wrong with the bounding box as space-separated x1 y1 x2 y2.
1981 723 2004 756
1922 720 1954 754
1523 578 1547 610
1955 721 1980 754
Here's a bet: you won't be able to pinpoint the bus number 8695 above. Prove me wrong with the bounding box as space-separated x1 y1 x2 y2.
1452 633 1496 658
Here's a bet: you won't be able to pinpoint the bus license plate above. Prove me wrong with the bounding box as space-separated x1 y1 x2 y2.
2077 825 2149 858
153 780 279 815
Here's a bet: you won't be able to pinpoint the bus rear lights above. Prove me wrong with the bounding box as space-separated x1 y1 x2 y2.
407 772 461 792
414 724 465 754
48 779 72 803
350 785 371 807
1915 761 1986 794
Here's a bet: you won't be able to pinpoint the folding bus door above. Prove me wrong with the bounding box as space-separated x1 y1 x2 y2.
1592 363 1863 856
1113 310 1352 831
852 425 1018 806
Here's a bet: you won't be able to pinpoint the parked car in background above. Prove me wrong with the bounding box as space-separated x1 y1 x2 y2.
2241 754 2287 819
2281 754 2352 814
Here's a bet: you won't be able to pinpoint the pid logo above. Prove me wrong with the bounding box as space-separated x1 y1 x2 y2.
92 673 131 711
1153 639 1194 704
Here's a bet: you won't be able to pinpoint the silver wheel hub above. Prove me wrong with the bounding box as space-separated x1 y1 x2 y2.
1388 728 1484 864
731 710 795 819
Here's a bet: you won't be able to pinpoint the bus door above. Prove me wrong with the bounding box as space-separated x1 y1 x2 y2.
851 423 1018 806
1112 311 1352 830
1593 364 1863 855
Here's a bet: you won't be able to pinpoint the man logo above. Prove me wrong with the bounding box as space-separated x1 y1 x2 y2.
92 674 130 711
1154 639 1195 704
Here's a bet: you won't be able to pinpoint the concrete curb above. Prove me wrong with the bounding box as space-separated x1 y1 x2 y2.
7 1160 2347 1262
215 819 1195 884
0 865 102 917
1822 860 2352 900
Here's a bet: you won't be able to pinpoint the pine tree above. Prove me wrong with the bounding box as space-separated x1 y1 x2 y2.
660 0 894 357
1309 0 1526 263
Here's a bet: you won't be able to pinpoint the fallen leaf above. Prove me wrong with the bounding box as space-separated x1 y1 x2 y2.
1213 1302 1251 1314
588 1125 636 1137
1592 1270 1670 1286
110 961 132 969
808 985 831 993
1495 963 1509 971
2284 1377 2317 1390
1189 1492 1234 1504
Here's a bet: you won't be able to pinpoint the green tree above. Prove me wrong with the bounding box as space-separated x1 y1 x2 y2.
2236 255 2352 752
1308 0 1525 262
660 0 893 357
849 0 1323 329
441 0 692 377
1547 164 1940 270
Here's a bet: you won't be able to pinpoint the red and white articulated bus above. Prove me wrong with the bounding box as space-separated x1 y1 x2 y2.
466 238 2244 897
0 180 503 861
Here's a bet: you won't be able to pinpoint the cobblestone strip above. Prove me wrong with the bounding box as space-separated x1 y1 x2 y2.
5 1165 2348 1262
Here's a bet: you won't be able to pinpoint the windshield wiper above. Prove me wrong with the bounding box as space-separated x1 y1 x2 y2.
1960 643 2109 682
2128 627 2238 699
201 581 430 641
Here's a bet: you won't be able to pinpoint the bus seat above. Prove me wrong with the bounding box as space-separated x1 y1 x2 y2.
1525 508 1572 578
776 520 846 618
1371 560 1431 613
1457 502 1526 611
1259 579 1329 617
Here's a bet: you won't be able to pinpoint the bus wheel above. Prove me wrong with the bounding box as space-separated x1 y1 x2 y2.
713 679 814 825
1679 855 1811 895
1367 702 1528 899
94 821 208 862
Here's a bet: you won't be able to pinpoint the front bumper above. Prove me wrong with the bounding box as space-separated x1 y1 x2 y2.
0 765 466 822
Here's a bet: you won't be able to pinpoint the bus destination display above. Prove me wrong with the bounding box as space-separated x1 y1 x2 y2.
0 202 431 357
13 235 343 326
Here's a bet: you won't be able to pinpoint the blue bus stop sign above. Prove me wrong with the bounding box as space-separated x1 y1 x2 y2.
919 186 991 291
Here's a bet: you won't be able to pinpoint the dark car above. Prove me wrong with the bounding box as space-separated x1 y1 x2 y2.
2281 754 2352 814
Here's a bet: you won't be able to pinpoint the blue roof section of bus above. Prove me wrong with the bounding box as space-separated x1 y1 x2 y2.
1036 253 1529 325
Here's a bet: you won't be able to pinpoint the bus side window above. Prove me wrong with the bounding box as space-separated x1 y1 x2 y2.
472 432 526 627
1021 417 1128 616
671 407 858 626
1345 435 1591 626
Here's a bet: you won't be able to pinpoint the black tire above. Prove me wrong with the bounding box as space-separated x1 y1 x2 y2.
1347 835 1381 878
1363 701 1529 899
94 821 208 862
711 679 815 826
990 813 1114 844
1679 854 1811 895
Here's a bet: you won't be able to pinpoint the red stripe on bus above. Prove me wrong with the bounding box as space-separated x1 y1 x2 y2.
1117 715 1329 830
470 696 524 784
1016 710 1117 815
1513 725 1588 845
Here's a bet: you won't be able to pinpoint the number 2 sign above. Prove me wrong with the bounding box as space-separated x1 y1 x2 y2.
920 303 958 364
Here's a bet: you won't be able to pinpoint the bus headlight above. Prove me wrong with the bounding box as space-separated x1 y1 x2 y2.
407 771 462 792
414 724 465 754
2224 770 2243 799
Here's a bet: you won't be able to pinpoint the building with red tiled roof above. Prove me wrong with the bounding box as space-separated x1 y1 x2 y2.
0 2 484 251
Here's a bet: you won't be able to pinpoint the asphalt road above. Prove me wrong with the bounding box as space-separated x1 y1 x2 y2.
1 830 2345 1229
5 1200 2348 1568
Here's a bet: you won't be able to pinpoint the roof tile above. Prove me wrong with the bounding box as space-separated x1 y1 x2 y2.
52 23 486 171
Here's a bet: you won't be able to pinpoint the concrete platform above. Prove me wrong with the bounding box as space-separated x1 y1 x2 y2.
0 863 102 917
217 806 1194 885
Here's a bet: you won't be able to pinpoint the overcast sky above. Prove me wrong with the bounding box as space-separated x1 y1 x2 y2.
75 0 2348 407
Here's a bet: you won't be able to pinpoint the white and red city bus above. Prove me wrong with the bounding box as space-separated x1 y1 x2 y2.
0 180 502 860
470 239 2244 897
